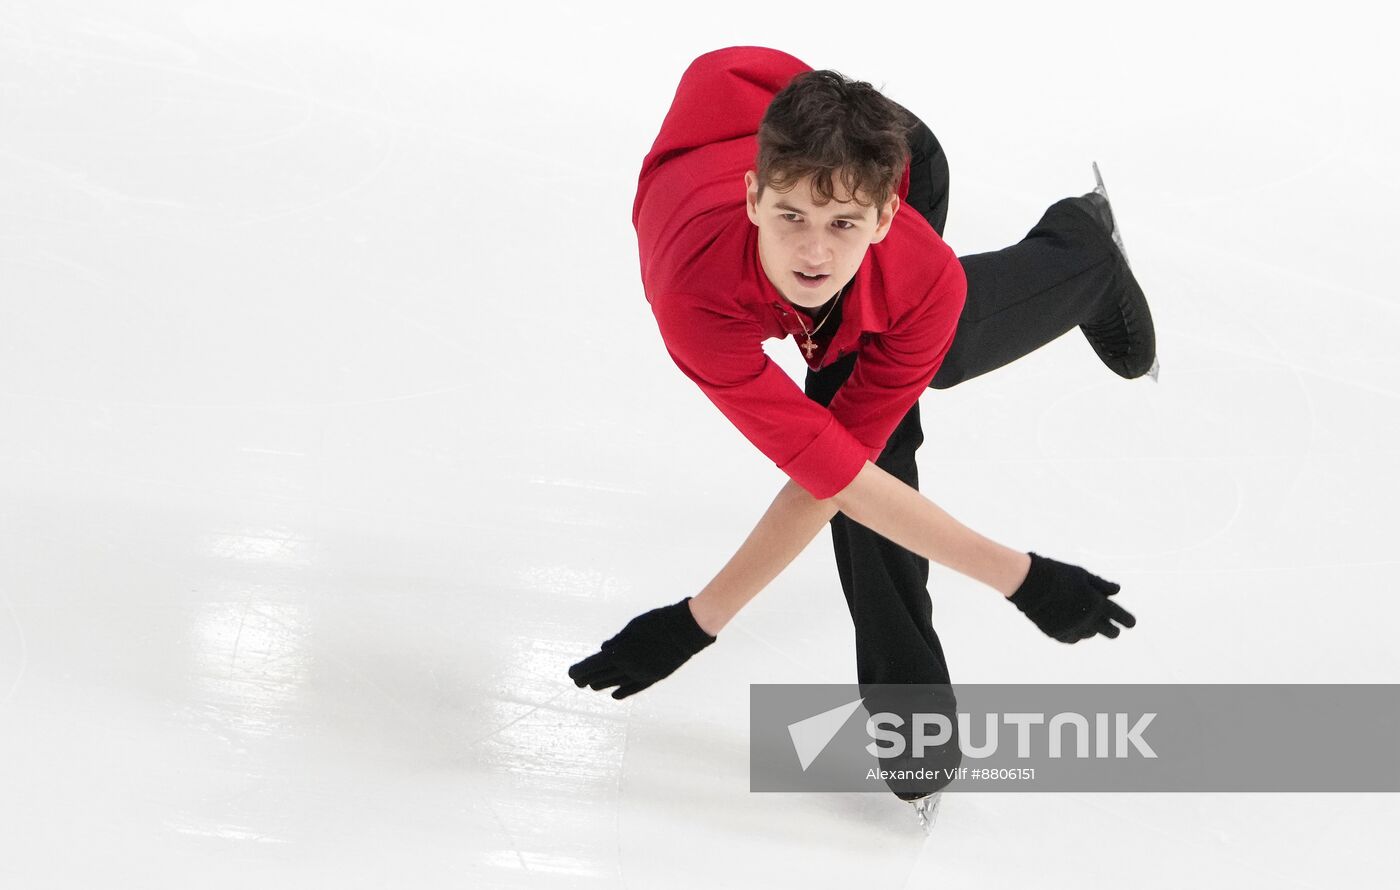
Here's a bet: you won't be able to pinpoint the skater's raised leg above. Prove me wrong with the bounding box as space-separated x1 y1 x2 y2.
931 175 1158 388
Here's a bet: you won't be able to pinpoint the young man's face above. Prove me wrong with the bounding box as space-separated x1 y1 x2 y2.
744 168 898 310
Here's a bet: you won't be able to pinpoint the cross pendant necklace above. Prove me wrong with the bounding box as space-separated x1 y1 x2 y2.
795 281 848 361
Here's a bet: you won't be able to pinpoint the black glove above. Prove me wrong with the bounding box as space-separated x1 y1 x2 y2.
568 597 717 699
1008 552 1136 643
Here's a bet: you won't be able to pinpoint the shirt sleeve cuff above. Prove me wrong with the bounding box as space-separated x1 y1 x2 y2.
777 413 870 500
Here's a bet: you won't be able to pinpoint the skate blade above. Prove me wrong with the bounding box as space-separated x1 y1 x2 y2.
1094 160 1157 385
1091 160 1130 265
911 791 943 834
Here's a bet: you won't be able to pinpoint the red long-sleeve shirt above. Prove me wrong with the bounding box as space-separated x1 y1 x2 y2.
632 45 966 499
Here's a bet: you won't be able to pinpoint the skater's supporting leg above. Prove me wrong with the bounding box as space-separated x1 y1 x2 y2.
805 353 962 797
805 354 951 688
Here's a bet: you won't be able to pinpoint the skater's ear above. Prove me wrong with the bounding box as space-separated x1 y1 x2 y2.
744 169 763 226
868 193 899 244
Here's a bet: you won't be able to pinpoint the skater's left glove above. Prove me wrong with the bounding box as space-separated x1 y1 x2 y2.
568 597 716 699
1008 552 1137 643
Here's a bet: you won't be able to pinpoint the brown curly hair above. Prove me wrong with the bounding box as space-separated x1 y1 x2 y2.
755 68 917 213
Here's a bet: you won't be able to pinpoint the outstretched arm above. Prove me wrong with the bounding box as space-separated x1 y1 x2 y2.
570 459 1134 698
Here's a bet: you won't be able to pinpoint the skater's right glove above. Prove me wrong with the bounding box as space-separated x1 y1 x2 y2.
567 597 716 699
1008 552 1137 643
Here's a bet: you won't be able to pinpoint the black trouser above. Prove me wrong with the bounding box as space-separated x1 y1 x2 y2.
802 114 1125 794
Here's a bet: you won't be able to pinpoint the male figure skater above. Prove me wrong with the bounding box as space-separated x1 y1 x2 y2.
568 46 1149 805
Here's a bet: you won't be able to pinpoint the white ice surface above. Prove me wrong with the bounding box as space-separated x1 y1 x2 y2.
2 1 1398 887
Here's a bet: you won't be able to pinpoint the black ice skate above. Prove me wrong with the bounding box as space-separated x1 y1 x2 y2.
1077 162 1160 382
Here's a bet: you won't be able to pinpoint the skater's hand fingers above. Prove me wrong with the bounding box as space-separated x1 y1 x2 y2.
568 652 619 686
1011 553 1135 643
1104 600 1136 629
1094 618 1121 639
583 666 630 691
567 652 603 680
567 598 718 698
573 668 632 692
